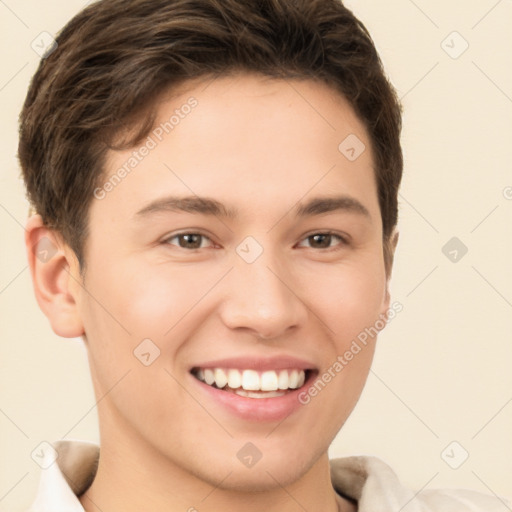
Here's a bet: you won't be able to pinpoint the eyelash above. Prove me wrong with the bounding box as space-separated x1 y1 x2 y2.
162 231 349 252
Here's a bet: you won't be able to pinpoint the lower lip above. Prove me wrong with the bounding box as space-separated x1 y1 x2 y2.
189 372 316 422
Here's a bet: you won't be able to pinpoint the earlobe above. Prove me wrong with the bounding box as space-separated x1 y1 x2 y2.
25 214 85 338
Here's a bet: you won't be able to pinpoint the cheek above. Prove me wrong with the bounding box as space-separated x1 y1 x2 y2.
79 261 203 428
306 258 386 424
297 268 384 436
119 263 221 337
307 258 387 343
77 255 197 392
87 255 204 332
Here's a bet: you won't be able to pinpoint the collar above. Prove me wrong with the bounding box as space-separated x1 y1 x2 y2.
28 440 98 512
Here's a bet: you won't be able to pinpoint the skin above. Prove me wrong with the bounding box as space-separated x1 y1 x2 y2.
25 72 397 512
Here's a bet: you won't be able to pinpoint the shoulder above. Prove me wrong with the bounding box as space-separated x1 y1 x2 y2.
330 455 509 511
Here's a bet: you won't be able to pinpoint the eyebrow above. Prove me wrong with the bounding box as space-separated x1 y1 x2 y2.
134 194 371 220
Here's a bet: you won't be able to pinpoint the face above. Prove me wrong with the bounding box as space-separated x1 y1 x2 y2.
74 73 391 490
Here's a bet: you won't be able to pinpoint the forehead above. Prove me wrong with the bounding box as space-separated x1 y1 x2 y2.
152 72 368 149
94 73 377 229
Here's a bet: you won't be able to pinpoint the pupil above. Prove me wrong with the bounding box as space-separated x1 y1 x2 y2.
311 234 330 248
181 234 201 248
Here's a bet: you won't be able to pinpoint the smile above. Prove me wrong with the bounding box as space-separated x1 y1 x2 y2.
191 367 308 398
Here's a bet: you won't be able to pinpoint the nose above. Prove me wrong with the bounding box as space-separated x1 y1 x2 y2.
218 246 308 340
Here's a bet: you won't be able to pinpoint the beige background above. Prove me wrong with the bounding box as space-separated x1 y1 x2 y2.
1 0 511 509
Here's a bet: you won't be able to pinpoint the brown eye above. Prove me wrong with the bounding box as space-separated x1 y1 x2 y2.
164 233 213 250
298 232 347 250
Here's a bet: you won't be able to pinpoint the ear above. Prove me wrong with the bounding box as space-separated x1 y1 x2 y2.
24 214 85 338
381 229 399 318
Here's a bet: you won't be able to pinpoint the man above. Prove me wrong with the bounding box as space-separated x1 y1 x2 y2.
19 0 507 510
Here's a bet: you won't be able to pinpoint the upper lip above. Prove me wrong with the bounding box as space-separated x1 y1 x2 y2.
190 355 317 372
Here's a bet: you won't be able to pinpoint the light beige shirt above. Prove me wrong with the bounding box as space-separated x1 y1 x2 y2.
27 440 508 511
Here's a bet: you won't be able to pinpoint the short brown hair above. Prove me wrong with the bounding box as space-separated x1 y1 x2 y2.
18 0 402 276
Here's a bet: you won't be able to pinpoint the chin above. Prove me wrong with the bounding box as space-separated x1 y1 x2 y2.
200 448 319 493
220 465 307 493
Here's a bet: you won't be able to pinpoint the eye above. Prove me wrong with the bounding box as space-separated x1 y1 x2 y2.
162 231 348 251
163 232 215 250
296 232 348 250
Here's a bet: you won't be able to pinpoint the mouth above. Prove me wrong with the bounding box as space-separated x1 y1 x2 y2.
190 367 315 399
188 356 319 421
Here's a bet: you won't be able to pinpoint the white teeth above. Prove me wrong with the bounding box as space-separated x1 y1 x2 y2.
242 370 260 390
289 369 299 389
235 389 286 398
260 371 278 391
194 368 307 393
277 369 289 390
214 368 228 389
227 368 242 389
204 368 215 385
